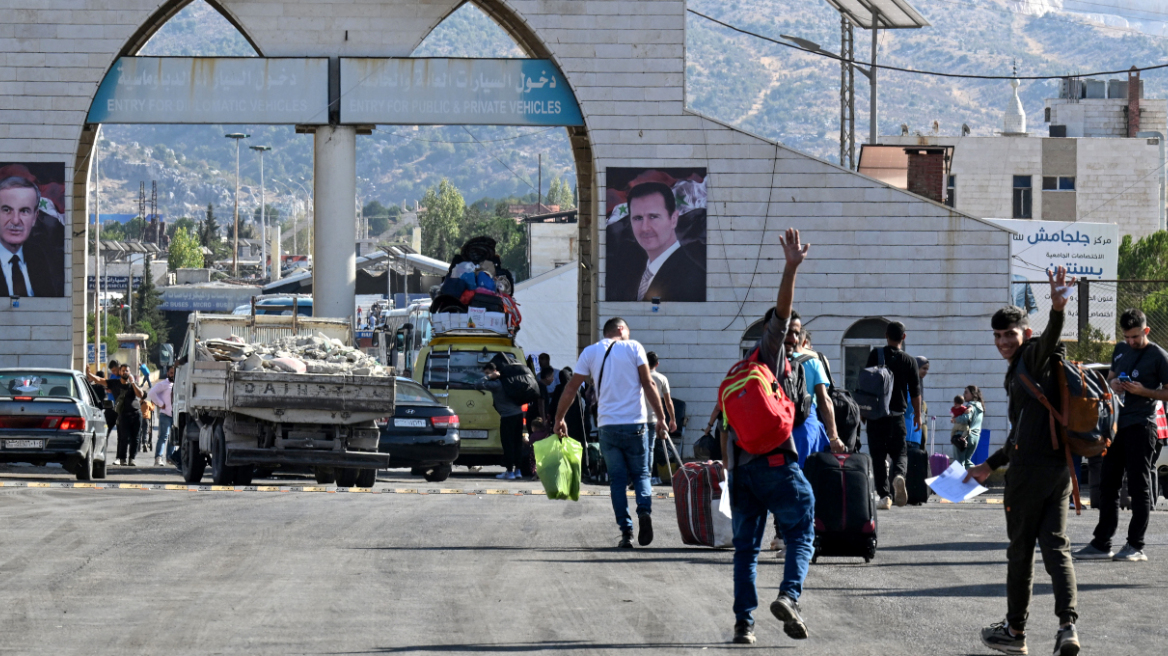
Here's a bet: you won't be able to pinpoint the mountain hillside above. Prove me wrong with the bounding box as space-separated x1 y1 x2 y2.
93 0 1168 227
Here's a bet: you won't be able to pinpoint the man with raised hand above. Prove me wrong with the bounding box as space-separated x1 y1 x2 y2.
966 266 1081 656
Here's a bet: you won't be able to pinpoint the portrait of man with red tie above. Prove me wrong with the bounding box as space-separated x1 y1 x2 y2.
604 167 707 303
0 163 65 298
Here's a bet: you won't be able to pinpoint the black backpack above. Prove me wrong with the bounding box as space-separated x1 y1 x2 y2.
498 362 541 405
854 346 895 420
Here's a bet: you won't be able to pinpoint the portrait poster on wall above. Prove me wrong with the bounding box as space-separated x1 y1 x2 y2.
0 162 66 297
605 167 707 302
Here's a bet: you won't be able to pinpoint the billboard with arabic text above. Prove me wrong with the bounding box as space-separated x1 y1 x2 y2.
339 58 583 126
88 58 330 124
987 218 1118 340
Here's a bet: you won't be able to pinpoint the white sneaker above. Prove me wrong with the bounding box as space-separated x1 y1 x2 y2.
892 475 908 507
1113 543 1148 562
154 457 164 467
114 459 124 466
877 496 892 510
495 471 510 480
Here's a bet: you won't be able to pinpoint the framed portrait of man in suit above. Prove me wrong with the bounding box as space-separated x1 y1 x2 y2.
604 167 706 302
0 162 66 298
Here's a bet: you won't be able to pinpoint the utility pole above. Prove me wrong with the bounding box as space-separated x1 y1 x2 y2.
225 132 249 277
537 153 543 213
250 145 271 277
869 7 879 145
93 133 102 363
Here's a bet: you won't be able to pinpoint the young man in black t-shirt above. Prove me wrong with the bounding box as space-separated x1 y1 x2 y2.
1075 308 1168 563
864 321 922 509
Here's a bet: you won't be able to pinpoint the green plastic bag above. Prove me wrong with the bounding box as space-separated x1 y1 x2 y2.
533 435 583 501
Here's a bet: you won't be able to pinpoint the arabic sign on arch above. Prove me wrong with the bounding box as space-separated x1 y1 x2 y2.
87 58 331 124
339 58 584 126
986 218 1119 341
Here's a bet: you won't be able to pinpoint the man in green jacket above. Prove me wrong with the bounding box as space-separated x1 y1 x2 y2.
966 266 1081 656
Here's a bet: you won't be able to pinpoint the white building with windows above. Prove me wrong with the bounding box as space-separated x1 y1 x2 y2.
866 79 1166 239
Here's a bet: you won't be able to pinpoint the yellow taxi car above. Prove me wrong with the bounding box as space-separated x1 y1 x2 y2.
412 330 529 468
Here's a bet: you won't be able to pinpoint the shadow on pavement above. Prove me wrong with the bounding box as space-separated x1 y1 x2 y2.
352 641 763 653
818 582 1151 597
880 541 1007 552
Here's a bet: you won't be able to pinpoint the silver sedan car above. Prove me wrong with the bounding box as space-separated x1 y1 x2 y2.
0 368 110 480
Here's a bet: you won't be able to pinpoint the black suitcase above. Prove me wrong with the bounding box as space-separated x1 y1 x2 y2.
906 444 930 505
803 452 878 563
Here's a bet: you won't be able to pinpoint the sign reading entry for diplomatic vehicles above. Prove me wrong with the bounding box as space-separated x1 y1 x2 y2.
340 58 584 126
88 58 330 124
987 218 1119 341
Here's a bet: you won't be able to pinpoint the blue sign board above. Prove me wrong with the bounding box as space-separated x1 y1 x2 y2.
88 57 331 124
340 58 583 126
86 343 108 365
88 276 142 292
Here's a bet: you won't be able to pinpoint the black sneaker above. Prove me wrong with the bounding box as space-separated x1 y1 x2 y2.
769 594 808 640
981 620 1028 655
1053 624 1079 656
732 620 756 645
638 514 654 546
617 531 634 549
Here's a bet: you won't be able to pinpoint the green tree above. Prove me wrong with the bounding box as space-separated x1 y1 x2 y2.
1118 231 1168 280
252 204 281 226
168 226 204 271
125 216 146 240
199 203 228 266
100 221 126 242
419 179 464 262
87 312 121 364
168 217 196 239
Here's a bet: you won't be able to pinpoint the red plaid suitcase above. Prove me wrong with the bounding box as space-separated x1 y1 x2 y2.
1156 402 1167 441
669 436 732 548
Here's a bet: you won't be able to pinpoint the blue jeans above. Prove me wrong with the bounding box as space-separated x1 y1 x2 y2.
155 413 173 459
599 423 652 531
730 455 816 623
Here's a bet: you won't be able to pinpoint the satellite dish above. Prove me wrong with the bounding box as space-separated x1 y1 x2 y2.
961 123 972 136
900 124 910 136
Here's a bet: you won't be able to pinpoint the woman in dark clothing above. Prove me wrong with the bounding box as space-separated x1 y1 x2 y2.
550 368 587 444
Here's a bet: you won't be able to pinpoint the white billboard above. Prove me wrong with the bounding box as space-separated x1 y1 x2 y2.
987 219 1119 340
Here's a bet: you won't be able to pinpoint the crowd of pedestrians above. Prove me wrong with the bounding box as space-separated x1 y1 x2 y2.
85 361 175 468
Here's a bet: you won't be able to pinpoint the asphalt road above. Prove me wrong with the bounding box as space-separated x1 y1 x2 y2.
1 456 1166 655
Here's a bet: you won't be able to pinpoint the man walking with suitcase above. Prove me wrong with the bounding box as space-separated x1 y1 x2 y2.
865 322 922 509
1075 308 1168 563
554 317 667 548
965 266 1081 656
719 228 844 645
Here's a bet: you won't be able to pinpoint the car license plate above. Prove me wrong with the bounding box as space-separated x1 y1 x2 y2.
4 440 44 449
394 418 428 428
461 430 489 439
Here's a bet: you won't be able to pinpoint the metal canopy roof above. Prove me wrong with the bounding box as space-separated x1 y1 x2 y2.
823 0 930 29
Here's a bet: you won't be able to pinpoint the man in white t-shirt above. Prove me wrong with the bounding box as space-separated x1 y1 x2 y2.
554 317 668 548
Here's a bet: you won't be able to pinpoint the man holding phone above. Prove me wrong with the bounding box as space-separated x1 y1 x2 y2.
1075 308 1168 563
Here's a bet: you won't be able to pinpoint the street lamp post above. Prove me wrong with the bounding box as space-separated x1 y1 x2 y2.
250 145 272 278
225 132 250 277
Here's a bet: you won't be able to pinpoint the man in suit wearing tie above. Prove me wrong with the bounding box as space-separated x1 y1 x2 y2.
608 181 706 302
0 175 64 297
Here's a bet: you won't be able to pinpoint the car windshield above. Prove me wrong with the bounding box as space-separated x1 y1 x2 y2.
396 379 440 405
0 372 77 399
422 350 512 390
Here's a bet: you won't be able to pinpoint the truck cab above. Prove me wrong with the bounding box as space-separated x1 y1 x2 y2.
412 331 527 468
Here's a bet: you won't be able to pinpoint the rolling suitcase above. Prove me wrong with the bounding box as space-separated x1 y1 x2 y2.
906 433 931 505
667 438 732 548
803 451 878 563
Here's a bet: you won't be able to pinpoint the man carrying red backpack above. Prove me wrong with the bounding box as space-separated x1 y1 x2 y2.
718 228 845 645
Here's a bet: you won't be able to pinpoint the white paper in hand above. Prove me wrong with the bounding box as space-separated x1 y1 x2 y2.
926 461 988 504
718 480 732 519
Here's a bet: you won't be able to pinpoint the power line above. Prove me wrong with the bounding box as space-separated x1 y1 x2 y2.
688 9 1168 79
385 127 559 144
460 126 539 193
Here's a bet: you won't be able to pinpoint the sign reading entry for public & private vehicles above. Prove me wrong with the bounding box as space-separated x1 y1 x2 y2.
88 58 331 124
339 58 584 126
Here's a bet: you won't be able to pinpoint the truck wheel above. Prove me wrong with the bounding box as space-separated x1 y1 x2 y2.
424 464 452 482
180 420 205 483
335 467 359 487
211 423 234 486
314 467 336 485
355 468 377 488
75 438 94 481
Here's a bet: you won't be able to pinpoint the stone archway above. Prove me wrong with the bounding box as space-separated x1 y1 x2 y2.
71 0 599 367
